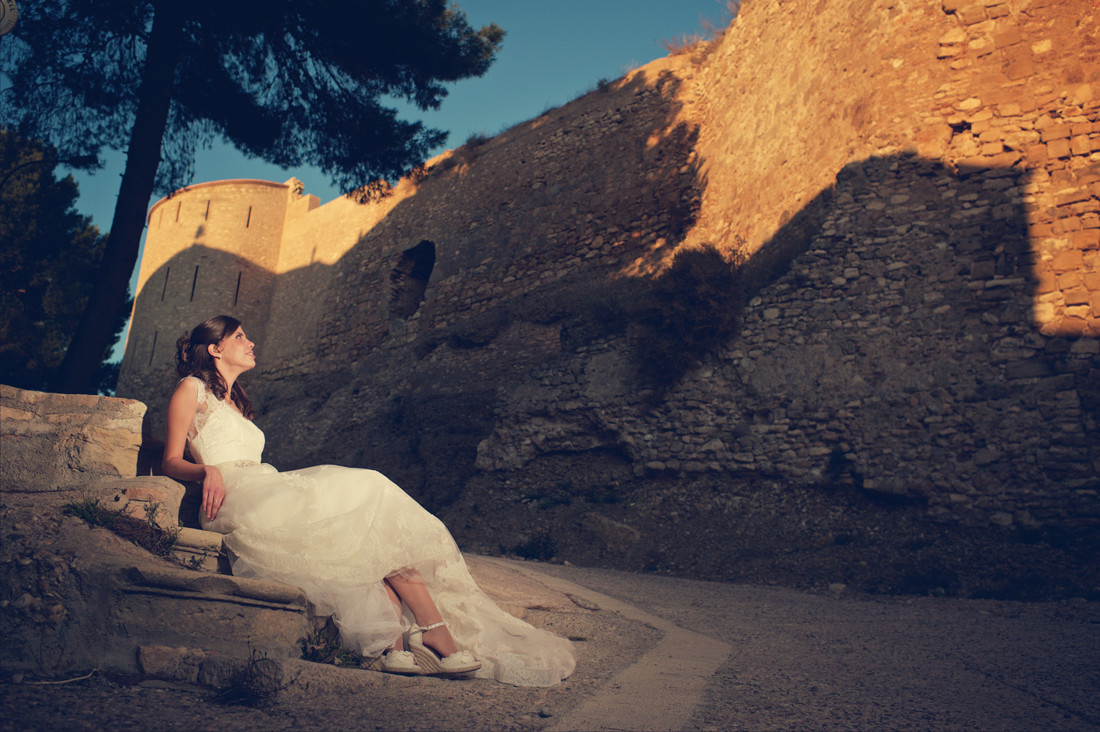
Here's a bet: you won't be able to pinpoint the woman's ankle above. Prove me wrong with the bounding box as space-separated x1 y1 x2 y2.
421 625 459 657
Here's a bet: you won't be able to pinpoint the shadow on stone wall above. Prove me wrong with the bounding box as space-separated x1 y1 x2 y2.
119 71 1098 598
440 151 1099 600
314 69 704 355
255 69 709 505
119 245 294 436
122 66 710 512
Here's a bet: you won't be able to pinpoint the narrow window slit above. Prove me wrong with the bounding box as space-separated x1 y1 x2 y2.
233 272 242 306
246 206 252 228
190 266 199 301
148 331 158 367
160 267 170 301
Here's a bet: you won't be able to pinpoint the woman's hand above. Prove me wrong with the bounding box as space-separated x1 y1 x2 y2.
202 465 226 520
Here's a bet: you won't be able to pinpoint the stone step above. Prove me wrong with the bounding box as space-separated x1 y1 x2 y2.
171 526 230 573
100 563 312 675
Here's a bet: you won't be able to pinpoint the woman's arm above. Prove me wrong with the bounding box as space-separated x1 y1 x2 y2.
163 378 226 521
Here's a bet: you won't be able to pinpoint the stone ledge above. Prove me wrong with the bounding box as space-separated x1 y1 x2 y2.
120 565 307 606
1 384 147 490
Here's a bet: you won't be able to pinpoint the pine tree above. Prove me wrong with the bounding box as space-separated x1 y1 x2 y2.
0 131 130 392
0 0 503 393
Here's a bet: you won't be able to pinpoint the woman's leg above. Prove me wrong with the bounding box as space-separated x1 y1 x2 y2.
382 579 404 651
386 571 460 657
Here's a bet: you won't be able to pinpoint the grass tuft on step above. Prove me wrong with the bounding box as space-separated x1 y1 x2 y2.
63 497 181 560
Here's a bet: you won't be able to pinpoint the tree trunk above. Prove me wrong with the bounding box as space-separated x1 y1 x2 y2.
54 3 186 394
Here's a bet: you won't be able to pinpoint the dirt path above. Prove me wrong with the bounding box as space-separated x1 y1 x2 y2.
3 558 1098 731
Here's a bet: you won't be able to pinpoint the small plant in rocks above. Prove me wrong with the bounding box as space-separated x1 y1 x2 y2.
62 497 181 561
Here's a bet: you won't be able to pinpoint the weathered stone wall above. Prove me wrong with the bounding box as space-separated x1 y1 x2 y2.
680 0 1100 335
116 0 1100 592
121 64 703 428
477 152 1098 531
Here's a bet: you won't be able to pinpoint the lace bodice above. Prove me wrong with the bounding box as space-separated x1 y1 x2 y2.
183 376 265 466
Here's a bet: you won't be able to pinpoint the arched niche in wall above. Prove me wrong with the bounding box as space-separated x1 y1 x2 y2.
389 239 436 319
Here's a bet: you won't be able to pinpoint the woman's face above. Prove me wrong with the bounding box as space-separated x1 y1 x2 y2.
213 326 256 373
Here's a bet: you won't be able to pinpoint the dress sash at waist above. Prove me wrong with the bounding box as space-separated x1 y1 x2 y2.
215 459 263 471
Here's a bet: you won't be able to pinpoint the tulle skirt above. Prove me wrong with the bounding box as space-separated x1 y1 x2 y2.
202 462 576 686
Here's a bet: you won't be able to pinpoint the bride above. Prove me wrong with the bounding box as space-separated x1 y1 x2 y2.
162 315 576 685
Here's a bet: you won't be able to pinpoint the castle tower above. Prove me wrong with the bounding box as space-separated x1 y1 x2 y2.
117 178 303 402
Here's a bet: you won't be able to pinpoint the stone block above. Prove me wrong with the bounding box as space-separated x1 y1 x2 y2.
939 27 968 45
1072 229 1100 249
1064 288 1091 306
1 386 148 491
169 526 230 571
971 260 998 279
973 447 1001 466
1070 337 1100 354
957 5 988 24
1058 271 1084 290
1041 124 1072 142
1046 139 1072 159
1053 216 1082 234
1068 83 1094 106
1070 136 1091 156
138 645 207 682
1005 359 1052 379
85 476 188 528
1031 38 1053 54
994 28 1022 49
1026 145 1048 165
1052 250 1084 271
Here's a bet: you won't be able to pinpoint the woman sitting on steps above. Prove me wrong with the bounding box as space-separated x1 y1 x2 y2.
162 314 576 685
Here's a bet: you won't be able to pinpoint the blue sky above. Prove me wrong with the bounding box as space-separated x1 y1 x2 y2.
61 0 735 356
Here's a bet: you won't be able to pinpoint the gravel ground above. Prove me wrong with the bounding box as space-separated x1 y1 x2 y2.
532 562 1100 731
3 497 1098 732
6 562 1099 730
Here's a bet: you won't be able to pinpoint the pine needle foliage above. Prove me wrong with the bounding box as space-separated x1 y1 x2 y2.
1 0 504 393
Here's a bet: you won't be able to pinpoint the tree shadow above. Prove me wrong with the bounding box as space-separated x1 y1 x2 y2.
720 151 1097 539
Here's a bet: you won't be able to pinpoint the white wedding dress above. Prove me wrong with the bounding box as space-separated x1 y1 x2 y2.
183 377 576 686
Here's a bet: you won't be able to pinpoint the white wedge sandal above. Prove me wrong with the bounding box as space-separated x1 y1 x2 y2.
406 620 481 677
367 648 422 675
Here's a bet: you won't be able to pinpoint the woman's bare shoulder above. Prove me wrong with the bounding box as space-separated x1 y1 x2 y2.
175 375 202 391
171 375 206 403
